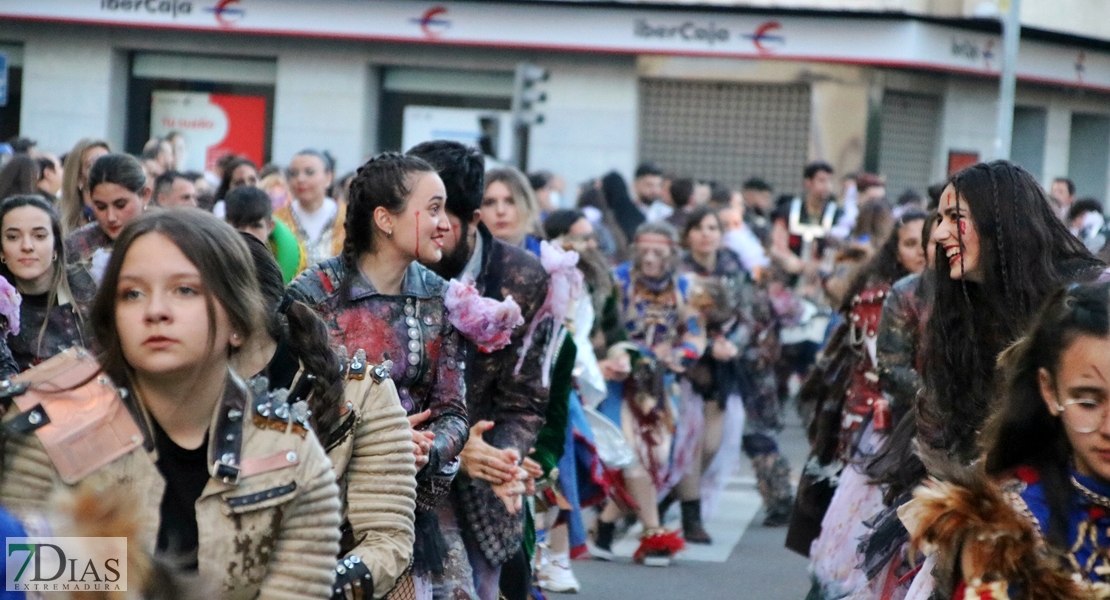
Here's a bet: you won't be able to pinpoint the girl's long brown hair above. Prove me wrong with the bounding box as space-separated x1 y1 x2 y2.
90 209 264 389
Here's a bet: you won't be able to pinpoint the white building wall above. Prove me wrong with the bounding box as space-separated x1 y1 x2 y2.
1043 101 1073 185
526 55 639 190
19 30 127 154
937 76 1110 198
272 50 372 174
936 76 998 181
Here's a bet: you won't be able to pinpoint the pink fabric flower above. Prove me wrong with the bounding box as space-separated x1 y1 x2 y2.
0 276 20 336
514 242 586 384
445 277 524 353
539 240 584 327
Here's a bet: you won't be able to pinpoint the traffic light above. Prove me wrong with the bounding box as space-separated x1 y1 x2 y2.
510 62 549 168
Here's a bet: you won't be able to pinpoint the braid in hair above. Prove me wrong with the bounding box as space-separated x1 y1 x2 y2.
283 300 344 434
338 219 361 306
339 151 437 304
990 164 1011 303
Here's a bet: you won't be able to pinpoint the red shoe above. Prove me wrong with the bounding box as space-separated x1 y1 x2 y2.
633 528 685 567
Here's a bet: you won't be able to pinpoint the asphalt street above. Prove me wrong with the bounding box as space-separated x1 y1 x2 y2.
562 404 813 600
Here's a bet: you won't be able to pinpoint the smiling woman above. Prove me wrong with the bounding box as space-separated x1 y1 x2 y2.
0 195 95 370
63 154 151 285
287 152 470 597
855 161 1107 600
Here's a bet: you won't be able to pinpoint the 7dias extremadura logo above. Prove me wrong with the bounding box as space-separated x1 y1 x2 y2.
6 537 127 592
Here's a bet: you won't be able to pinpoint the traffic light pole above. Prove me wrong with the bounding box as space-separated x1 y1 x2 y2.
510 62 548 170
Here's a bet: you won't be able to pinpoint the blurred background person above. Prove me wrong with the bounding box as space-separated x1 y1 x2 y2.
0 154 40 201
481 166 544 252
151 171 198 209
59 138 110 234
34 153 63 200
275 149 343 266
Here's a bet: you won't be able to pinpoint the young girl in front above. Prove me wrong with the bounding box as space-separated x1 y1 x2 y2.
0 209 341 598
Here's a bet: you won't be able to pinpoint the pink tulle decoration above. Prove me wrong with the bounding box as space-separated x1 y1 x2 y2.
513 242 585 384
0 276 20 335
445 277 524 353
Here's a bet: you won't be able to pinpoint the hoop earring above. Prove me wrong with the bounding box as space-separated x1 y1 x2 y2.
0 257 5 264
386 229 393 238
52 253 57 263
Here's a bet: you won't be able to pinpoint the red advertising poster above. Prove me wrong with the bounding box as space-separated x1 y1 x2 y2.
150 90 265 172
947 150 980 176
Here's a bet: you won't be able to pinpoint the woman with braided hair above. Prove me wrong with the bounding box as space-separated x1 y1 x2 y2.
287 152 471 599
854 160 1105 599
236 232 417 599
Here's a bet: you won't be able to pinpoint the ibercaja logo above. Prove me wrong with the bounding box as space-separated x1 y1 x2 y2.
6 537 127 592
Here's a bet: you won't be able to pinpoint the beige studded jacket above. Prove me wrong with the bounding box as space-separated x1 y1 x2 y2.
0 362 341 600
321 362 417 598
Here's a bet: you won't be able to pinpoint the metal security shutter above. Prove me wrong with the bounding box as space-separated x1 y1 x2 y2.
878 91 940 198
639 79 810 194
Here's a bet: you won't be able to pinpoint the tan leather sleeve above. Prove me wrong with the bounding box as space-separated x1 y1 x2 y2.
0 431 57 518
256 433 343 600
345 377 418 598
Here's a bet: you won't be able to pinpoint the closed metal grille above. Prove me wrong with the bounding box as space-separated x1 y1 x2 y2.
639 79 811 194
878 91 940 198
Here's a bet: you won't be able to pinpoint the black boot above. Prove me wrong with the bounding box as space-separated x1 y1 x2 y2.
680 500 712 545
594 520 616 560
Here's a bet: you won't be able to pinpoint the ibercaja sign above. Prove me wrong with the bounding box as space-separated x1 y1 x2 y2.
6 537 127 592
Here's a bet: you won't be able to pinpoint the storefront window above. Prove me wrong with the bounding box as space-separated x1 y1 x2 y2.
379 67 513 160
0 44 23 144
126 52 275 172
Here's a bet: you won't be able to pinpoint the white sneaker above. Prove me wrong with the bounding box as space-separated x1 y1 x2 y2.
539 554 580 593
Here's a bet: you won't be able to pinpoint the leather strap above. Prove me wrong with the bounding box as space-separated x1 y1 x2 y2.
330 555 372 600
3 403 49 435
240 449 300 478
208 374 249 484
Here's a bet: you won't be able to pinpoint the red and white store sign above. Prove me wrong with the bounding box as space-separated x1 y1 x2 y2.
3 0 1110 91
150 90 265 172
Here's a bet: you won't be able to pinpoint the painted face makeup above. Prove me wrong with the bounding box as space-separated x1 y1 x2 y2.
1041 334 1110 483
636 232 674 279
389 172 449 264
932 185 982 282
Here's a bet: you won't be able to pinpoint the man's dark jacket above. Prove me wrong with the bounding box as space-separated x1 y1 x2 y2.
454 223 552 566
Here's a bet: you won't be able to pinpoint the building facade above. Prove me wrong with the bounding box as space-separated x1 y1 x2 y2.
3 0 1110 200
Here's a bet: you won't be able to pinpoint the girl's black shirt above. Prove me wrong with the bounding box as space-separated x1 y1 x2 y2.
151 418 209 571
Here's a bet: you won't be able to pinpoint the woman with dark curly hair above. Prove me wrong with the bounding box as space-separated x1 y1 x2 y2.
856 160 1105 599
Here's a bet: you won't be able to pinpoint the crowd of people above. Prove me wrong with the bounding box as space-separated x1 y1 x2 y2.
0 126 1108 600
